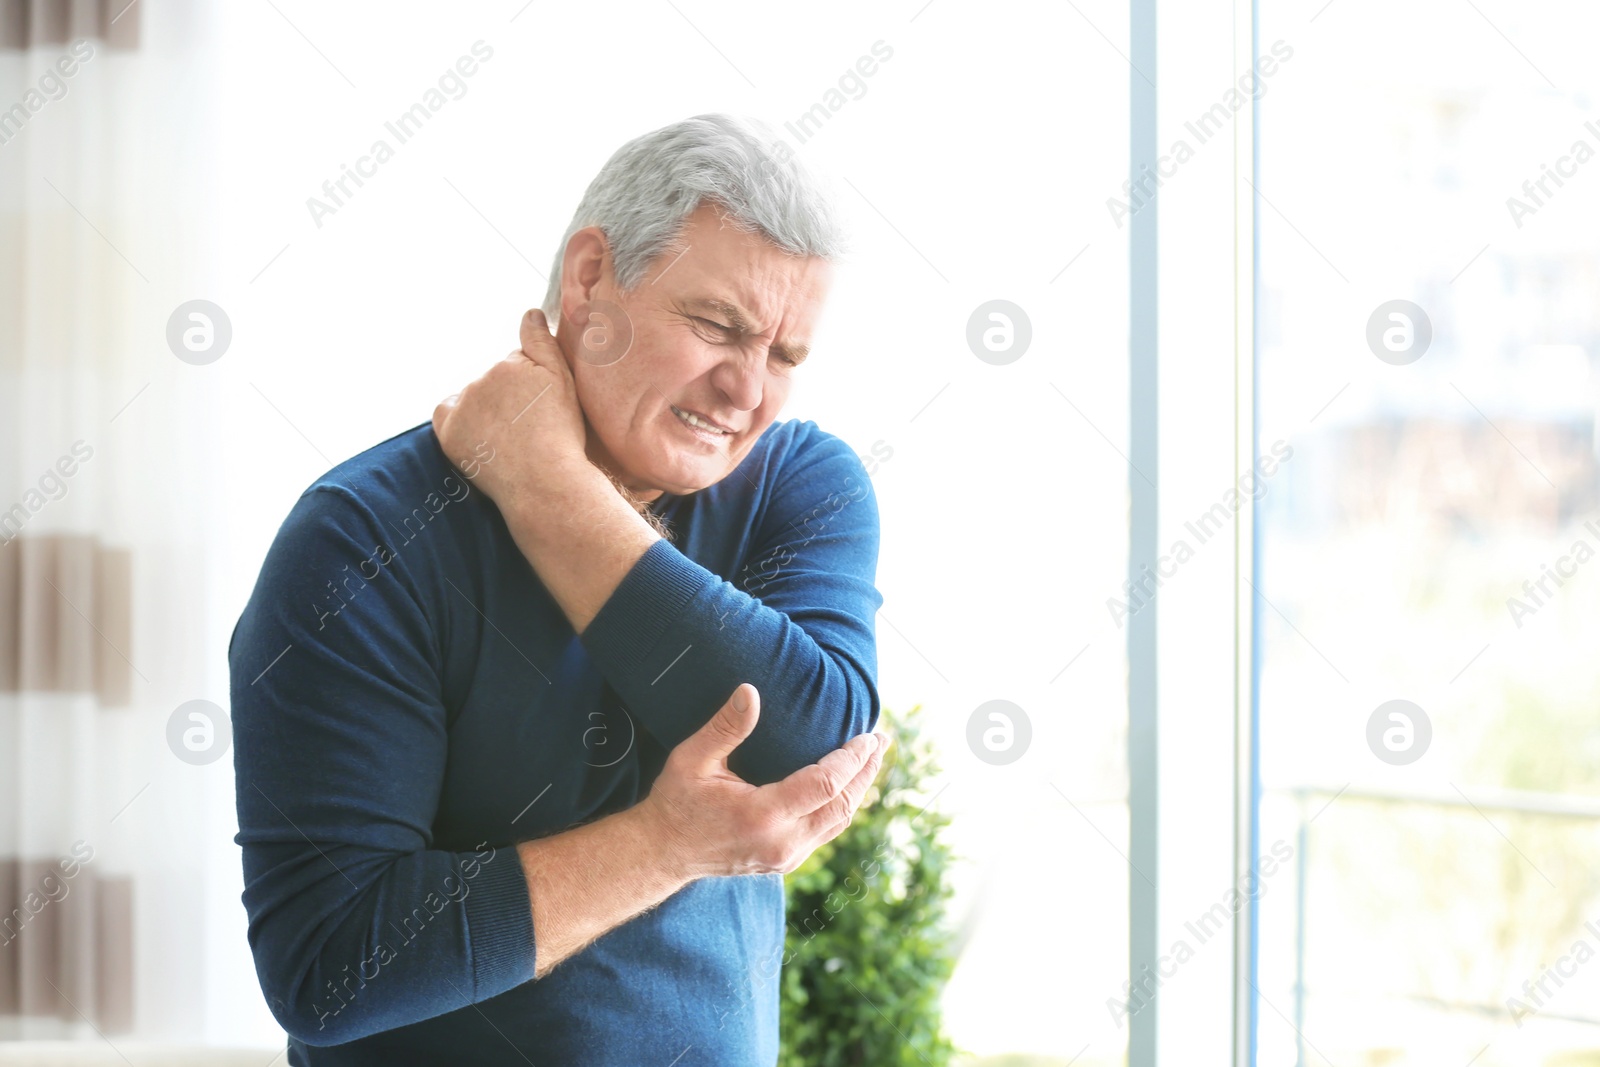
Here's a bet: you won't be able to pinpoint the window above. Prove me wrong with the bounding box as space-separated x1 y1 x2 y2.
1253 4 1600 1063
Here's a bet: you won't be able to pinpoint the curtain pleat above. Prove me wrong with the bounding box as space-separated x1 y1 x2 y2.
1 0 146 1040
0 0 139 50
0 535 133 704
0 859 132 1031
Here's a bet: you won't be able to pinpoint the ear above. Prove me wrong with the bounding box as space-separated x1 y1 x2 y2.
559 226 611 323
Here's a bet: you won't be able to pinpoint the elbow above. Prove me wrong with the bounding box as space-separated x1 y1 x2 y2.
278 1012 340 1048
252 936 378 1047
821 644 880 747
837 664 880 744
262 982 342 1047
734 657 880 785
262 971 384 1047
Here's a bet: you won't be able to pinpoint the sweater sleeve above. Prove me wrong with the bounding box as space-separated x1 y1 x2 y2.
229 486 536 1046
578 427 883 787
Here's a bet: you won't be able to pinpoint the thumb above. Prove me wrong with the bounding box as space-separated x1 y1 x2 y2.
521 306 577 380
431 392 460 439
685 683 760 768
520 308 558 358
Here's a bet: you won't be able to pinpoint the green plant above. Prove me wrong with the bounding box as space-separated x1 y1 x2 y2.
779 704 960 1066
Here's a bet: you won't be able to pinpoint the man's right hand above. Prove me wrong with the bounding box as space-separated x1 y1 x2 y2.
637 683 889 881
517 685 887 978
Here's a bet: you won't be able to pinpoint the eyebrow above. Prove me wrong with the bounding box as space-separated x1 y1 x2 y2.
685 298 810 365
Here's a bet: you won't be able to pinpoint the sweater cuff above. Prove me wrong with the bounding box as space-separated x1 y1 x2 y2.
581 538 714 677
462 846 537 997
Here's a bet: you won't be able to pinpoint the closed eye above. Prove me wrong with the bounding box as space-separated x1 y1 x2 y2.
692 316 734 336
688 313 800 366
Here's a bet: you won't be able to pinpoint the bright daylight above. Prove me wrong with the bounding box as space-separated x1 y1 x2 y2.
1 1 1597 1065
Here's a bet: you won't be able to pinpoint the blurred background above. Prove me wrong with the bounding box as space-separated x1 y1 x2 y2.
1252 2 1600 1065
0 0 1594 1065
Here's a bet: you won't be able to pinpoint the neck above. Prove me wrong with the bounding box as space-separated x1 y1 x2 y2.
558 321 665 508
592 463 672 539
584 434 664 506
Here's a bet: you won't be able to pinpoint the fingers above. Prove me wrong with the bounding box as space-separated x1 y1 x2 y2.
768 731 878 818
680 683 761 770
873 728 893 760
801 734 886 838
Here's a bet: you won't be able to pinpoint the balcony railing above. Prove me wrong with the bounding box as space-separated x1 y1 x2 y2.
1270 783 1600 1066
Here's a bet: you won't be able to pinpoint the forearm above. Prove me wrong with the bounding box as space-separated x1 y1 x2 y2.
516 803 689 978
498 450 881 785
579 538 883 785
500 459 660 635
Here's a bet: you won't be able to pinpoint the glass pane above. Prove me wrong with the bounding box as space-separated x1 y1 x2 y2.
1255 3 1600 1064
886 3 1133 1063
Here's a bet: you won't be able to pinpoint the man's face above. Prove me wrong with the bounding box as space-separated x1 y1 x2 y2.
555 202 832 500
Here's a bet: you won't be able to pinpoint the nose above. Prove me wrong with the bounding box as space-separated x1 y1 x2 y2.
710 349 765 412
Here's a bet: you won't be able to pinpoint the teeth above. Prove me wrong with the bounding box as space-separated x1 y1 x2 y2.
674 406 728 434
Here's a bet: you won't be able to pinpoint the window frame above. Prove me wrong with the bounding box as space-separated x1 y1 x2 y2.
1128 0 1259 1063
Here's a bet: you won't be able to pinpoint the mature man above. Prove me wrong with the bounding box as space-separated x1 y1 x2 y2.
229 113 888 1066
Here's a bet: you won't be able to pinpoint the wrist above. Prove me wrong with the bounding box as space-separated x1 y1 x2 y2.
502 455 608 538
625 796 702 888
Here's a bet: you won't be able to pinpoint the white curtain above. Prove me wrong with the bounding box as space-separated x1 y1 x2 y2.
0 0 228 1042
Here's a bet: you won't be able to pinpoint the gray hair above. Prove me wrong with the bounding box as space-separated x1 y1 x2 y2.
540 113 847 322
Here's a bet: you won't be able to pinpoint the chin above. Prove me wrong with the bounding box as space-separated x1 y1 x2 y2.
651 456 728 496
634 436 735 494
653 467 713 495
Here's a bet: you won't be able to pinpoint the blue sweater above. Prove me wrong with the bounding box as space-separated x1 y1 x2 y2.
229 420 883 1066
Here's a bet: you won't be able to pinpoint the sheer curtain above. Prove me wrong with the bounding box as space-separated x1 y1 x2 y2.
0 0 231 1043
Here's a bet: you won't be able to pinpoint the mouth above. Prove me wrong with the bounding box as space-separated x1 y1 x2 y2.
670 404 738 440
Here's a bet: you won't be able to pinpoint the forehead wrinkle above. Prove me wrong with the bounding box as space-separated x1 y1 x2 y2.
687 262 817 358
